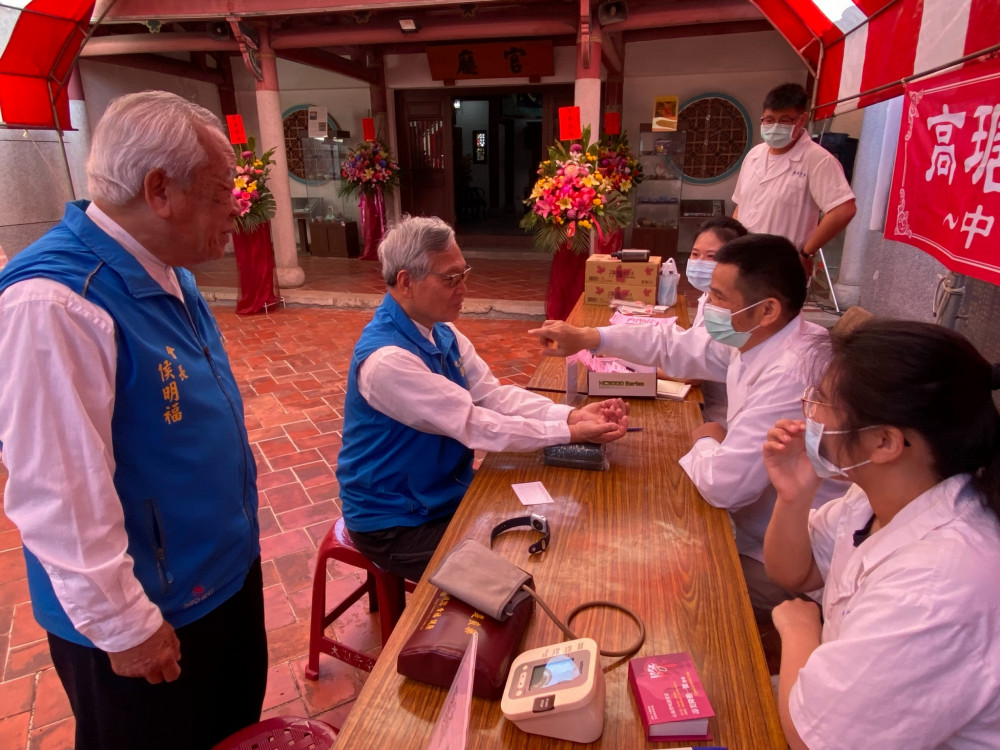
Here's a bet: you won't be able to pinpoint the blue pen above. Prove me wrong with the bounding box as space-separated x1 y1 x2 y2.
627 426 643 432
674 747 727 750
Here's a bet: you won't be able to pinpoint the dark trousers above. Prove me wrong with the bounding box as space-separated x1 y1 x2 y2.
48 558 268 750
348 516 453 581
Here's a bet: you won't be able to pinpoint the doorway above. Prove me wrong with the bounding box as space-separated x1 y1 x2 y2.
395 85 573 246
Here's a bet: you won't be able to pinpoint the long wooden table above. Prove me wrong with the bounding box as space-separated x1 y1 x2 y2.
526 296 702 404
334 397 785 748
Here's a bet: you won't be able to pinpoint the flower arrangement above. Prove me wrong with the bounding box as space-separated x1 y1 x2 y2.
598 132 643 196
519 126 633 254
232 136 276 234
339 140 401 198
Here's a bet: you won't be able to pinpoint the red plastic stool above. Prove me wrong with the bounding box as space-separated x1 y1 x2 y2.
212 716 337 750
305 517 414 678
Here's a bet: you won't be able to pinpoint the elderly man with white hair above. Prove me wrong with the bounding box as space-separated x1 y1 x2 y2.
336 215 629 581
0 91 265 749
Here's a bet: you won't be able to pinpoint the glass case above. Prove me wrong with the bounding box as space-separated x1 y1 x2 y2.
631 127 685 258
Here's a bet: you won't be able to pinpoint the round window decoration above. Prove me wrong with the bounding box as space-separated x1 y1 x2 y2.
281 105 344 186
676 93 751 184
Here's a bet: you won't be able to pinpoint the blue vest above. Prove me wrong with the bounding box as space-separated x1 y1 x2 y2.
336 294 474 532
0 201 259 646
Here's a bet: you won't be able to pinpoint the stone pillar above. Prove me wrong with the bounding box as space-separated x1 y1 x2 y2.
66 65 91 202
575 22 603 139
254 23 303 288
834 98 902 307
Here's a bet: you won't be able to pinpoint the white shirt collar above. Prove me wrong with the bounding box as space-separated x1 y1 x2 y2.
85 203 184 301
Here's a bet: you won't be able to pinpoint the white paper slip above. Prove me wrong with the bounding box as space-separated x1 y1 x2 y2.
512 481 554 506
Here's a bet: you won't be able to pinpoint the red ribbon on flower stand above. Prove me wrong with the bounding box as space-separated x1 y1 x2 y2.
545 241 588 321
233 223 280 315
593 223 624 255
358 186 386 261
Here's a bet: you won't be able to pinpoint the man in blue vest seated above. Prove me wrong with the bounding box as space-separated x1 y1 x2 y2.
0 91 265 749
336 215 629 581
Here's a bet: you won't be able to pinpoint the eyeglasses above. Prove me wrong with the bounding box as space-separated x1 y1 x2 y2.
801 385 832 420
760 116 801 126
429 265 472 288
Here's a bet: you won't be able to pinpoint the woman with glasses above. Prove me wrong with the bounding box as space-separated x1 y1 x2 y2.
761 319 1000 749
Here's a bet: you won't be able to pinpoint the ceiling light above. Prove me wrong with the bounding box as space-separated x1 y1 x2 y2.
453 99 462 110
398 18 419 34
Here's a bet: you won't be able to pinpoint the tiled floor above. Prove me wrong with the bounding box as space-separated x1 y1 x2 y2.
0 246 619 748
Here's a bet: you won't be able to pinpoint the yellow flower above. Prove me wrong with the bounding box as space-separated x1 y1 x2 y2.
557 197 573 210
234 176 248 189
253 160 263 168
579 219 592 229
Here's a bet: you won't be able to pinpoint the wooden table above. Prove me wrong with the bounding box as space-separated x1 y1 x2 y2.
526 295 701 402
334 397 785 748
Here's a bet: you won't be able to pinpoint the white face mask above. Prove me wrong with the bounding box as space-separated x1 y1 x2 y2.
685 258 716 293
804 417 873 479
760 122 796 149
702 298 765 348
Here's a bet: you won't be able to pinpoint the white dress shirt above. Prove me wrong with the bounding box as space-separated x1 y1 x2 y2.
598 315 847 561
732 135 855 249
0 205 182 651
358 321 573 451
791 475 1000 749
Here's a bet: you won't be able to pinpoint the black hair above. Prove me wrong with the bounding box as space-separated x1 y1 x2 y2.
695 216 748 246
713 233 807 320
763 83 808 113
827 319 1000 520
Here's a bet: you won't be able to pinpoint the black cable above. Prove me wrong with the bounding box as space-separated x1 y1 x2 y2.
520 585 646 658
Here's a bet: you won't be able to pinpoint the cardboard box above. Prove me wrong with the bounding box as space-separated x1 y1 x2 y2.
587 359 657 398
584 283 657 306
585 253 661 288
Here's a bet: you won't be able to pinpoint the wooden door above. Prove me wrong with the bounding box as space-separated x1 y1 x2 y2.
395 90 455 224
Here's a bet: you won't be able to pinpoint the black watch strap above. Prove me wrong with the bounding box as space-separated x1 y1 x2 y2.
490 514 550 554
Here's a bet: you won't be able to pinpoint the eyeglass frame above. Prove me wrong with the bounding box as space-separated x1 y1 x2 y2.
801 385 840 423
427 265 472 289
760 115 802 126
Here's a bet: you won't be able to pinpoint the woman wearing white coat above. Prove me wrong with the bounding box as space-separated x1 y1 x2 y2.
762 319 1000 749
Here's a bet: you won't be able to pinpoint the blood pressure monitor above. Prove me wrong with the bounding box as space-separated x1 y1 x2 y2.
500 638 605 743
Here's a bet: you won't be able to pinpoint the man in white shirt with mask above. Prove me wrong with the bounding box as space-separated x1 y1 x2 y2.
732 83 856 270
530 234 848 622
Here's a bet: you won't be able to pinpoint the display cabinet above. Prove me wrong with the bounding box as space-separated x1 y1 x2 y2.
631 127 685 259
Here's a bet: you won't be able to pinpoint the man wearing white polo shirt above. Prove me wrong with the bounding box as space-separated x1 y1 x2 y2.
733 83 856 268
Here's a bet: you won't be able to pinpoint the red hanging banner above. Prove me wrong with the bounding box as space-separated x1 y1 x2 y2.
226 115 246 145
559 107 581 141
886 57 1000 285
362 117 376 141
604 111 621 136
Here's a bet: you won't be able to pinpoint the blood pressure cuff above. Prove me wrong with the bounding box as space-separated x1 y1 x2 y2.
397 587 533 699
428 538 534 621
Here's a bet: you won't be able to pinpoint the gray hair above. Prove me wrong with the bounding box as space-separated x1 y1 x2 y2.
87 90 228 206
378 215 456 286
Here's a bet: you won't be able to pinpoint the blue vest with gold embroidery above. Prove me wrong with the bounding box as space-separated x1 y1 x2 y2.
0 201 259 646
337 294 474 533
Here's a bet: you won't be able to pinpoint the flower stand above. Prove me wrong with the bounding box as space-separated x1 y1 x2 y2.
358 187 387 261
545 243 588 321
233 224 281 315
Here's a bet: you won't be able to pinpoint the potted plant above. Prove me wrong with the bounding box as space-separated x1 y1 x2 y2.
520 126 633 319
231 136 280 314
339 139 401 261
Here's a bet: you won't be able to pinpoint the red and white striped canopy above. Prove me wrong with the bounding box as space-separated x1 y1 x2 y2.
750 0 1000 119
0 0 93 129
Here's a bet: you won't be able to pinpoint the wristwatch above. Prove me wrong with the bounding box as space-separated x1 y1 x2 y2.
799 248 814 259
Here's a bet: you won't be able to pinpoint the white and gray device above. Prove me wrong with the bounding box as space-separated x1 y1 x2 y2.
500 637 605 743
